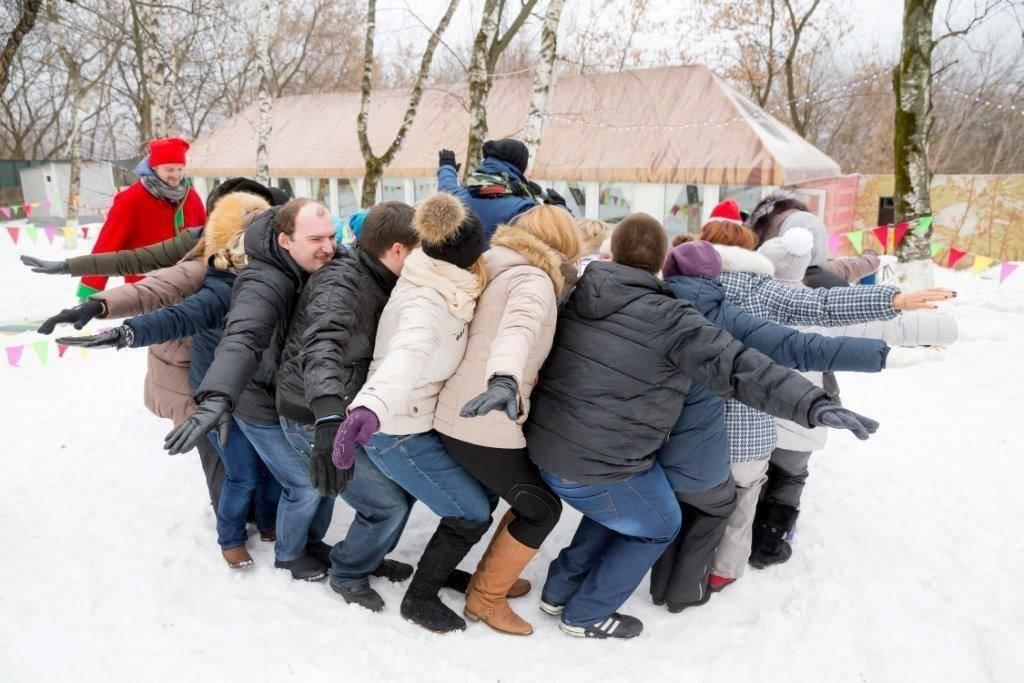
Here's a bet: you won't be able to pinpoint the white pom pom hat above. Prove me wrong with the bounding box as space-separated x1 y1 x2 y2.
757 227 814 282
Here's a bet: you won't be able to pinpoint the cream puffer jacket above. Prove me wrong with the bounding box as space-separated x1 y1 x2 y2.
433 227 565 448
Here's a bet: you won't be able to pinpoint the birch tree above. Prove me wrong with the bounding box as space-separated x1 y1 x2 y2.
357 0 460 207
523 0 565 166
255 0 271 185
0 0 44 96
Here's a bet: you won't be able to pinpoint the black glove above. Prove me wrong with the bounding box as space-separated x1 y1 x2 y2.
57 325 132 349
164 394 232 455
544 187 567 208
20 255 69 274
808 398 879 441
459 375 519 421
37 300 105 335
439 149 460 172
309 419 353 498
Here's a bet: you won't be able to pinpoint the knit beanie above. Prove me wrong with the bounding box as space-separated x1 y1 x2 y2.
777 211 828 266
482 138 529 174
611 213 668 274
414 193 485 268
662 239 723 280
148 137 190 166
758 227 814 282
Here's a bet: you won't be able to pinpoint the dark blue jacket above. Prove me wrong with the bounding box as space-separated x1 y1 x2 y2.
126 267 236 391
660 275 888 493
437 157 538 241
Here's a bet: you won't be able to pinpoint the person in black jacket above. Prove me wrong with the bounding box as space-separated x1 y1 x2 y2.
526 214 880 639
275 202 423 611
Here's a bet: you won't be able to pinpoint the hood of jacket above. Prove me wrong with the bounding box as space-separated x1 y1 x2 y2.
203 192 271 261
476 157 528 183
713 244 775 275
133 156 154 178
570 261 669 320
243 205 306 286
489 224 565 294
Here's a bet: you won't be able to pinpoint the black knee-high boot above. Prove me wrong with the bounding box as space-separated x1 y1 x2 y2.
749 501 799 569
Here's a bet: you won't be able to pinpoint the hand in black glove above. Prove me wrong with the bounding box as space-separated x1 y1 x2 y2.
57 325 132 349
808 398 879 441
37 300 105 335
164 394 232 455
544 187 568 208
439 149 460 172
20 255 69 275
309 419 353 498
459 375 519 421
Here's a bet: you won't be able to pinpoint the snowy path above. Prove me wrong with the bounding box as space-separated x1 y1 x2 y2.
1 241 1022 682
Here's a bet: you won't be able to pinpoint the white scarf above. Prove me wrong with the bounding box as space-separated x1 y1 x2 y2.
400 249 485 322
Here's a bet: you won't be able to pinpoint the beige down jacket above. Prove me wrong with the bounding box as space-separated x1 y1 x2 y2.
433 228 564 449
92 260 206 425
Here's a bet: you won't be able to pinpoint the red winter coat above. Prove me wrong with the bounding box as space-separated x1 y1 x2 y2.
77 181 206 298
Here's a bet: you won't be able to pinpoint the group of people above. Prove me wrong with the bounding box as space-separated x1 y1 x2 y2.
24 135 958 640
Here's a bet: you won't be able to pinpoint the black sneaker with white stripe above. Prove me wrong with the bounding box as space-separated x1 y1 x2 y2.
538 596 564 616
559 612 643 639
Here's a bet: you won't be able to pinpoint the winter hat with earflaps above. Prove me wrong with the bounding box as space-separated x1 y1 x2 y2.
611 213 669 274
777 211 828 267
415 193 486 268
482 138 529 174
662 239 723 280
758 227 814 282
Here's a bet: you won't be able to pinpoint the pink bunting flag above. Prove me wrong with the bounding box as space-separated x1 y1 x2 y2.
5 226 18 244
0 206 10 219
1000 262 1019 285
828 234 842 254
43 227 58 245
43 199 52 209
57 343 69 359
6 345 24 367
22 204 32 217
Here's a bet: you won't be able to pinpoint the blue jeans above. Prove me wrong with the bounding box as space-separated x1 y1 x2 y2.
235 418 335 563
362 432 492 525
208 418 282 550
281 419 416 589
541 463 682 626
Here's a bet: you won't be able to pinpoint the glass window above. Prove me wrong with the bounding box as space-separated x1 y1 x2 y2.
336 179 359 217
720 185 762 216
380 178 404 203
549 181 587 217
414 178 437 202
275 177 295 199
313 178 330 206
598 183 633 224
663 184 704 236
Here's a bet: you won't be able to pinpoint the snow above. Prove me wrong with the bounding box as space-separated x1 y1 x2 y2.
2 237 1022 682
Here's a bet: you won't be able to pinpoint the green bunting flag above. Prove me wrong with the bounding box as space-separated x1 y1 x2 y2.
845 230 864 254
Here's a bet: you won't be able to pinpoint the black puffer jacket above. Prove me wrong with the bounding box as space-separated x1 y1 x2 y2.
525 261 826 484
276 245 398 424
195 207 307 425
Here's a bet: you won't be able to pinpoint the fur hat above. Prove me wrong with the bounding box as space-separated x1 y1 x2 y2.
611 213 668 274
663 239 723 280
482 138 529 174
757 227 813 282
203 191 270 262
777 211 828 267
414 193 485 268
747 190 808 243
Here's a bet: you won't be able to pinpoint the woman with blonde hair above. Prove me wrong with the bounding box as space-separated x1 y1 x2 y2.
575 218 609 270
432 204 581 636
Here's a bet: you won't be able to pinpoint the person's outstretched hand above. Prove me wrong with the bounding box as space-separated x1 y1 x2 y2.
20 255 69 275
57 326 131 349
332 407 379 472
808 398 879 441
460 375 519 421
439 149 460 172
164 395 232 454
893 288 956 311
310 418 351 498
37 301 105 335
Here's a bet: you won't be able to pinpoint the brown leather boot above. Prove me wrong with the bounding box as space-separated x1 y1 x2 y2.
222 546 254 569
484 510 531 598
463 527 536 635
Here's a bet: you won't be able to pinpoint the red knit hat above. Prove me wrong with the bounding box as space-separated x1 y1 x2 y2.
704 199 743 227
148 137 190 167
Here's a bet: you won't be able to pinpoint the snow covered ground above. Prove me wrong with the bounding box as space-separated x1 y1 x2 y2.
1 236 1022 682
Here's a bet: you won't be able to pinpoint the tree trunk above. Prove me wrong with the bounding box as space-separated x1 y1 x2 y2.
464 0 502 175
256 0 272 185
361 163 381 208
0 0 44 96
67 84 86 231
892 0 937 287
523 0 565 167
132 0 167 140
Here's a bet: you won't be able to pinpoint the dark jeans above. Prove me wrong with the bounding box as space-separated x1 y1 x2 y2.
281 419 416 589
235 418 335 563
650 477 737 605
208 418 282 550
439 433 561 549
763 448 812 509
541 462 681 626
195 437 225 509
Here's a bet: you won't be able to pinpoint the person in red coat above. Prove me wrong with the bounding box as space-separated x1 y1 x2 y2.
77 137 207 299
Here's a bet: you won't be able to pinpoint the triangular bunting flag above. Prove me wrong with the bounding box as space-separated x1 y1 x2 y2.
828 234 842 254
1000 262 1019 284
913 216 933 236
22 204 32 217
43 227 58 244
846 230 864 254
57 343 69 358
947 248 968 268
930 242 944 258
31 202 39 208
0 206 10 219
893 224 910 248
43 199 52 209
31 341 49 365
971 255 994 275
25 226 38 243
6 345 24 367
873 227 890 251
61 227 76 241
81 227 90 239
6 226 18 244
80 347 89 359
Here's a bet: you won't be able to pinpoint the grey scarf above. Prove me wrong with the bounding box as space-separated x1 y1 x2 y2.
141 173 189 205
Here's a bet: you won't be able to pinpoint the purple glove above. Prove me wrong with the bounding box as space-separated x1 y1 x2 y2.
332 407 379 470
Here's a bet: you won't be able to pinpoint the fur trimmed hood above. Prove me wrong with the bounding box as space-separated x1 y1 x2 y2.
203 191 270 261
489 224 565 293
712 244 775 275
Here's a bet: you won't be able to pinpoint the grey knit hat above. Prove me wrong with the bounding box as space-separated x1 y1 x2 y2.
777 211 828 266
758 228 814 282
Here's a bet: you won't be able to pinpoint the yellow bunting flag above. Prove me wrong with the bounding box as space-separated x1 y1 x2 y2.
972 256 994 275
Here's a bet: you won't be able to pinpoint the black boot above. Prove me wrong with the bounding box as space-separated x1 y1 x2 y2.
749 501 799 570
401 517 490 634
